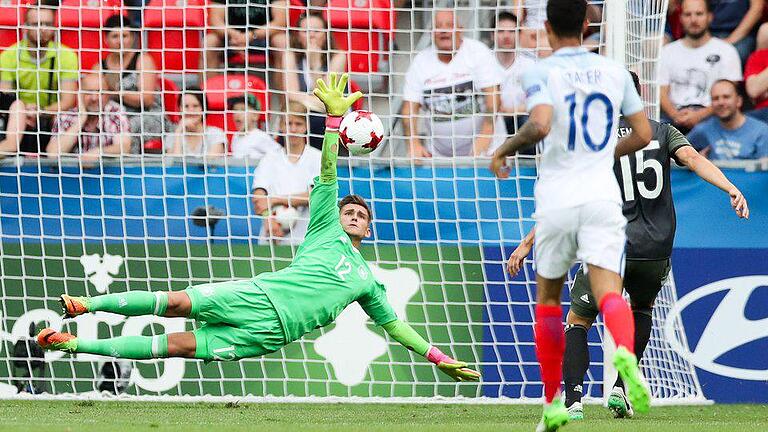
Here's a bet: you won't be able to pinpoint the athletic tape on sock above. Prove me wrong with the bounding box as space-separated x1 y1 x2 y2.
151 335 168 358
154 292 168 316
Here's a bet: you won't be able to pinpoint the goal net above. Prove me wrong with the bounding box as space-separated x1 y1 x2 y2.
0 0 706 403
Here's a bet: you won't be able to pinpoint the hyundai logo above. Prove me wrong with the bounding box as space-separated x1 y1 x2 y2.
664 276 768 380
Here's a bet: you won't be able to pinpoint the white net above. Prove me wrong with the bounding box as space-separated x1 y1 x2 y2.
0 0 705 403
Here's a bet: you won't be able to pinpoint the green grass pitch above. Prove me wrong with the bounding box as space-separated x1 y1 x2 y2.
1 401 767 432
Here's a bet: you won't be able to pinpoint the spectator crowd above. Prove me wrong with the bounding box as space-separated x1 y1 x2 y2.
0 0 766 244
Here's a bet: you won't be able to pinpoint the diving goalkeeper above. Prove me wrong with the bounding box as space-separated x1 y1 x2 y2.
37 73 481 382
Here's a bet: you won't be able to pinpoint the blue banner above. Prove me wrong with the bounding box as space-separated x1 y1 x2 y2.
667 248 768 403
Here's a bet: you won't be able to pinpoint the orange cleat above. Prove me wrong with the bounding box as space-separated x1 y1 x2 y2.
59 294 89 318
37 328 77 353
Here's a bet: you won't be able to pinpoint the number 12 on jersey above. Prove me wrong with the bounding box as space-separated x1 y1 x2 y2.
565 92 614 152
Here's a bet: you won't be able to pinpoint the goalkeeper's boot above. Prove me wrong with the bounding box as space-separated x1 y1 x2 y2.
566 401 584 420
613 346 650 414
607 386 634 419
37 328 77 353
535 397 569 432
59 294 89 318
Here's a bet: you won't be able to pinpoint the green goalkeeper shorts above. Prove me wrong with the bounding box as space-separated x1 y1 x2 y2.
185 280 286 361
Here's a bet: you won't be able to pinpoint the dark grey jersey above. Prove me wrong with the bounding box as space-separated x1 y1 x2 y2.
613 119 691 259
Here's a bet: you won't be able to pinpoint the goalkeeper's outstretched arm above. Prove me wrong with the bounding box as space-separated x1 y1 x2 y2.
313 72 362 184
381 319 481 382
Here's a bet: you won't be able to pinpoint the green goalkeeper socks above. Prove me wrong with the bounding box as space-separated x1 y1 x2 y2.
76 335 168 359
89 291 168 317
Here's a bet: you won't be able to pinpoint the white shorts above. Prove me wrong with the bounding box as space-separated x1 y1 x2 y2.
534 201 627 279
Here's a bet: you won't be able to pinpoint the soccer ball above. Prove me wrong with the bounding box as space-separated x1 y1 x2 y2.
273 205 299 232
339 110 385 156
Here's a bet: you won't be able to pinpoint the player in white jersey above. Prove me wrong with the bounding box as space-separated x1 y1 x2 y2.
490 1 653 431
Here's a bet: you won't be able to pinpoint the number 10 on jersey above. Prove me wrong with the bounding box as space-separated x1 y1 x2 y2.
565 92 614 152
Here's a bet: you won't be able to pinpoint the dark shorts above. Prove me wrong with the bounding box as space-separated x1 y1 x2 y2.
568 258 671 320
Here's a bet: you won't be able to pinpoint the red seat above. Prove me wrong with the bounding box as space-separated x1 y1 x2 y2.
0 0 32 52
58 0 122 70
202 74 269 146
324 0 393 73
144 0 207 73
333 30 383 74
325 0 393 31
159 76 181 123
288 0 305 29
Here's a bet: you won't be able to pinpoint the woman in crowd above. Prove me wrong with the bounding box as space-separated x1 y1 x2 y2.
166 89 226 157
94 15 172 153
282 12 346 152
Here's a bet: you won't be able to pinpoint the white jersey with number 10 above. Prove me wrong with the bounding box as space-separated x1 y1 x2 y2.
522 47 644 214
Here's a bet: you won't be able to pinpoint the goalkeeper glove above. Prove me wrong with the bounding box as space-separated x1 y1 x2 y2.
312 72 364 118
426 346 481 382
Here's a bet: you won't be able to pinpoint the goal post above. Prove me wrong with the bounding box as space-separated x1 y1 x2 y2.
0 0 707 403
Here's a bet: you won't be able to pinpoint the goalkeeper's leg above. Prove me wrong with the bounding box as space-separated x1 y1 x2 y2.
43 280 286 361
59 291 192 319
37 329 197 359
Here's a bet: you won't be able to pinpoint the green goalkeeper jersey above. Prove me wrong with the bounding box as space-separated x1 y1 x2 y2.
253 176 397 344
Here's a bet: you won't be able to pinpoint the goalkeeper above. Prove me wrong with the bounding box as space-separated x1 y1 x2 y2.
38 73 481 382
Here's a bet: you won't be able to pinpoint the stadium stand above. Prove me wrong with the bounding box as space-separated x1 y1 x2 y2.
325 0 394 75
202 73 269 146
0 0 31 52
57 0 122 69
144 0 206 75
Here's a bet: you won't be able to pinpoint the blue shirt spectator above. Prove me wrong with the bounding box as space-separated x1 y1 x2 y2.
688 116 768 160
687 79 768 160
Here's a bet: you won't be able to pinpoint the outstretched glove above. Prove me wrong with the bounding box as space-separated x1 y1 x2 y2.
427 346 481 382
312 72 364 118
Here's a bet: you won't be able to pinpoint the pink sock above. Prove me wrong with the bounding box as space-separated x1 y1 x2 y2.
599 292 635 353
535 304 565 403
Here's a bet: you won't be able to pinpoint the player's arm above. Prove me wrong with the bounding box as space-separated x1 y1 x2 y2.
672 127 749 219
359 284 480 382
380 319 480 382
301 73 363 236
507 226 535 277
615 70 652 158
615 110 652 158
312 72 363 184
490 105 552 177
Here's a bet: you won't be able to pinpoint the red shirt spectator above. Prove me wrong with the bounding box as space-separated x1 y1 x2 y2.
744 49 768 109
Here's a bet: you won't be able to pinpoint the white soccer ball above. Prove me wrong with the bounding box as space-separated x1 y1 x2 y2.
339 110 385 156
273 205 299 231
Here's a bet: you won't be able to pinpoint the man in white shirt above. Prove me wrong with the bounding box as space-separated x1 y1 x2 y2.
228 94 281 159
659 0 743 133
251 102 321 245
493 11 536 147
401 9 504 158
